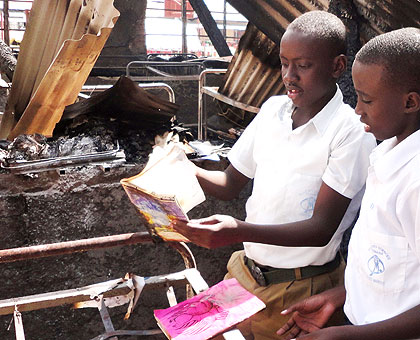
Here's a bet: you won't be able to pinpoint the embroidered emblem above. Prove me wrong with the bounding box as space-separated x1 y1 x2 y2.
368 255 385 276
300 196 315 215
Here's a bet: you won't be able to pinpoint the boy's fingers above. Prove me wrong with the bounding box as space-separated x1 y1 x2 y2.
171 220 189 232
282 298 311 315
281 304 300 315
191 216 220 224
276 317 295 335
284 325 302 339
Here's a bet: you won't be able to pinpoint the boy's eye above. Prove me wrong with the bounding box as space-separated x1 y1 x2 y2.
298 64 309 69
361 99 372 104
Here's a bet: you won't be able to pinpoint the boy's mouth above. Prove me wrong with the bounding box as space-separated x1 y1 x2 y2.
287 88 302 100
360 116 371 133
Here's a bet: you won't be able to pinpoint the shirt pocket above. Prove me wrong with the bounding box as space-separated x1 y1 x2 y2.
284 173 322 221
356 229 408 294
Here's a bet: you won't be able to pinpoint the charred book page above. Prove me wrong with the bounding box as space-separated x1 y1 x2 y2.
121 144 205 242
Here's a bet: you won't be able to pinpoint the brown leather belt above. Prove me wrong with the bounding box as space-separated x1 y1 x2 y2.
244 253 341 286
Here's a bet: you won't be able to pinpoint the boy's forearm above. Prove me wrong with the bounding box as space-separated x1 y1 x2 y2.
195 164 249 201
195 166 232 200
237 219 334 247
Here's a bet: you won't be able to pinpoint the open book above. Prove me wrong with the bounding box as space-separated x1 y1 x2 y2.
154 278 266 340
121 144 205 242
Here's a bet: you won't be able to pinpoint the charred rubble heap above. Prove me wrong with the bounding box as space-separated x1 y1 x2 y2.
0 76 220 171
0 76 236 173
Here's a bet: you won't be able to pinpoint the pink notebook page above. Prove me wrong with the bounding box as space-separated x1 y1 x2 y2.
154 278 266 340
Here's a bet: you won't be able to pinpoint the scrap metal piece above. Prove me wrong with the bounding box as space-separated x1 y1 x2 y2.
0 269 200 316
97 296 118 340
2 144 125 175
90 330 163 340
14 308 26 340
166 286 178 307
0 232 154 264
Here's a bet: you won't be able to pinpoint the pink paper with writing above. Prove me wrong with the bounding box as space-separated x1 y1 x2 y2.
154 278 266 340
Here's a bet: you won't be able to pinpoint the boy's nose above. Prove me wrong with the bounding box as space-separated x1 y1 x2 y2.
354 101 363 116
282 65 298 82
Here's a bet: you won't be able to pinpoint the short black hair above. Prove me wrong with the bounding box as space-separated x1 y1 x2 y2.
287 10 347 56
355 27 420 92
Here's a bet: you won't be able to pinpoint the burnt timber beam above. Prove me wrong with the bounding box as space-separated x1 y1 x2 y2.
188 0 232 56
226 0 325 45
226 0 285 44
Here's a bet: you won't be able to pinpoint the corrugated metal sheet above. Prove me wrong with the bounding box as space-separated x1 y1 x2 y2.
0 0 120 140
217 23 283 128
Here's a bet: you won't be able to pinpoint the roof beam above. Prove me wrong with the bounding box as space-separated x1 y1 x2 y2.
188 0 232 56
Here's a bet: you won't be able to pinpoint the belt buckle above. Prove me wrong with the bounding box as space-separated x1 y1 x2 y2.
249 260 267 286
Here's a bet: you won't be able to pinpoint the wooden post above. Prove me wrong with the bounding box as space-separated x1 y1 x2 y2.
189 0 231 56
223 0 227 39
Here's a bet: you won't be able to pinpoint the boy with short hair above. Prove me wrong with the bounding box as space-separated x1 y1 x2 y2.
277 27 420 340
173 11 376 339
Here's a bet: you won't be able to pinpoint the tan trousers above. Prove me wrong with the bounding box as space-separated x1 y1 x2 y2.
222 250 346 340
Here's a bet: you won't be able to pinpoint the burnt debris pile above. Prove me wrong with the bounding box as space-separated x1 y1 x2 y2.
0 76 196 170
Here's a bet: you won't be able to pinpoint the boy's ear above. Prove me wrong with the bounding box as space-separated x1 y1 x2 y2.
332 54 347 78
404 91 420 114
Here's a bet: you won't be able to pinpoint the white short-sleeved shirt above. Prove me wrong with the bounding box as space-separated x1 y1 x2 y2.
344 130 420 325
228 86 376 268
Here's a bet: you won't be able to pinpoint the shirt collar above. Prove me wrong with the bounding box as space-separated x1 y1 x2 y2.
290 85 343 136
372 129 420 181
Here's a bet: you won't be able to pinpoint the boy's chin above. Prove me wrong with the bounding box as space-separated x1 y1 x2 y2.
364 124 371 133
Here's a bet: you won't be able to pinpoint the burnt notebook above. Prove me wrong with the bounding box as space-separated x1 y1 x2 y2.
121 144 205 242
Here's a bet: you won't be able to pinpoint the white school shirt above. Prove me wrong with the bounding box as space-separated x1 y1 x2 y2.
344 130 420 325
228 86 376 268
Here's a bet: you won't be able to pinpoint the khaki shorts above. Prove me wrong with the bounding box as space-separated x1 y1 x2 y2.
224 250 346 340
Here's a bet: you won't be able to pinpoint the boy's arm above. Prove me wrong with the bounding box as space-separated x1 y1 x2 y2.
289 305 420 340
172 180 350 248
194 163 250 201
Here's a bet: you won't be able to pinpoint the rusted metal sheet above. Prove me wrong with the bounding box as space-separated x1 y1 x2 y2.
217 23 285 128
0 0 120 140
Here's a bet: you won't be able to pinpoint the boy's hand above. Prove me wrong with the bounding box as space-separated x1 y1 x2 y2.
277 286 346 339
281 326 351 340
171 215 241 248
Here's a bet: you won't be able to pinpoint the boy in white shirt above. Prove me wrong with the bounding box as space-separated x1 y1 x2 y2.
173 11 376 339
277 27 420 340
